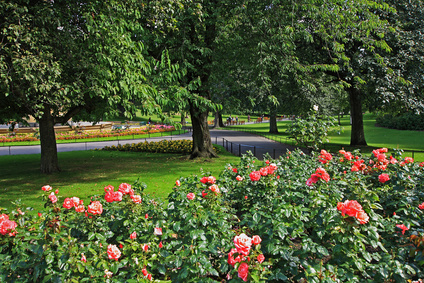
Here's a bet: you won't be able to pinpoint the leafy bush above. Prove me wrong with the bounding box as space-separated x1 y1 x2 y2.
1 148 424 282
286 107 335 151
376 113 424 130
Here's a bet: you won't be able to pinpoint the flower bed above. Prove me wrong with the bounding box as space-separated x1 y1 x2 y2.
100 139 220 155
0 125 175 143
1 148 424 282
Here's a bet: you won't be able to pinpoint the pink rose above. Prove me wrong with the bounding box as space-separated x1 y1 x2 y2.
234 233 252 256
249 171 261 182
238 262 249 282
107 244 121 261
48 194 58 204
187 193 195 200
87 201 103 215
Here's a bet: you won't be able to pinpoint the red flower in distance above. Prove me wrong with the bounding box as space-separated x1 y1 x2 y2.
319 149 332 164
252 235 262 245
236 175 243 181
130 231 137 239
131 195 142 204
249 171 261 182
118 183 132 195
378 173 390 183
202 190 208 198
42 185 52 192
104 185 114 193
396 224 409 235
259 167 268 176
63 198 74 209
175 180 181 187
419 202 424 210
154 227 162 236
209 184 220 194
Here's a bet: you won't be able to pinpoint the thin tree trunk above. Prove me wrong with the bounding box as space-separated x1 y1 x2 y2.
348 86 367 146
181 112 186 125
214 111 224 127
39 107 60 173
189 103 217 159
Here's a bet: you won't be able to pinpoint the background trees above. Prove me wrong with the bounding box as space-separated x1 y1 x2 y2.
0 0 163 173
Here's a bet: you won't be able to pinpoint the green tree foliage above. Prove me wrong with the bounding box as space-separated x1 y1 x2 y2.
0 0 162 173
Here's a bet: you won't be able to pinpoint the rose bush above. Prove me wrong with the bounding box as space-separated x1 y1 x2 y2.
0 147 423 282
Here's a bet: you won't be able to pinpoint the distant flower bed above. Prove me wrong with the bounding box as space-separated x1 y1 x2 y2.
0 125 175 143
100 139 220 155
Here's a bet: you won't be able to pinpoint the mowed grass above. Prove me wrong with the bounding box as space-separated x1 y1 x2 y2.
228 113 424 161
0 148 240 213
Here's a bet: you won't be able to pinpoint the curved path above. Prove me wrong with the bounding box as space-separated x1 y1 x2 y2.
0 128 296 160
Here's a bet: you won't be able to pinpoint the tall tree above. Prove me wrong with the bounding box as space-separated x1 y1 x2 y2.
0 0 161 173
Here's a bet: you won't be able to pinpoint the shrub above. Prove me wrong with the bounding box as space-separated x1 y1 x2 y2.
1 148 424 282
376 113 424 130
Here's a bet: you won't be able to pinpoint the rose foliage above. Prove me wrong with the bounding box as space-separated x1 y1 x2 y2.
1 148 424 282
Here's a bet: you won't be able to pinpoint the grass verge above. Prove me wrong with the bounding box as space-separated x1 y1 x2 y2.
0 146 240 213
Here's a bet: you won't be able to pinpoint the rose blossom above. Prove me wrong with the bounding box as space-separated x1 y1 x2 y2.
356 210 369 224
257 254 265 264
159 241 163 248
187 193 195 200
175 180 181 186
154 227 162 235
249 171 261 182
252 235 262 245
81 253 87 262
118 183 132 195
209 184 220 194
202 190 208 198
142 268 148 276
87 201 103 215
200 176 216 184
104 269 113 278
0 219 17 236
232 168 238 173
259 167 268 176
63 198 74 209
419 202 424 210
238 262 249 282
236 175 243 181
75 204 85 213
234 233 252 256
107 244 121 260
42 185 52 191
378 173 390 183
48 194 58 204
104 185 114 193
130 232 137 239
131 195 142 204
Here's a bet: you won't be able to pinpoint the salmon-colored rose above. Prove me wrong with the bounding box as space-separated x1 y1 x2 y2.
356 210 369 224
131 195 142 204
209 184 220 194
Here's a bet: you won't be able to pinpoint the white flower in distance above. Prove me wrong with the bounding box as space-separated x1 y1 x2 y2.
313 105 319 111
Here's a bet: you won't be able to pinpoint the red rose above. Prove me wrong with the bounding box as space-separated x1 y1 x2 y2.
130 231 137 239
87 201 103 215
207 176 216 184
0 219 17 236
142 268 148 276
232 168 238 173
396 224 409 235
259 167 268 176
187 193 195 200
105 190 115 203
202 190 208 198
159 241 163 248
175 180 181 186
154 227 162 235
249 171 261 182
107 244 121 261
236 175 243 181
378 173 390 183
234 233 252 256
238 262 249 282
81 253 86 262
209 184 220 194
104 185 114 193
75 204 85 213
419 202 424 210
42 185 52 192
63 198 74 209
257 254 265 263
71 197 80 207
228 248 238 267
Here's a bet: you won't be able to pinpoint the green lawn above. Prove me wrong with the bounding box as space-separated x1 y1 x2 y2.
227 113 424 161
0 148 241 213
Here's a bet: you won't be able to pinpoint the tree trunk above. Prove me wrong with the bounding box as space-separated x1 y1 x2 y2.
348 86 367 146
189 103 217 159
181 112 186 125
39 108 60 173
214 111 224 127
269 110 278 133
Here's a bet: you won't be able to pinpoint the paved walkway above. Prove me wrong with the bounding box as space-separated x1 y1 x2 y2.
0 128 297 160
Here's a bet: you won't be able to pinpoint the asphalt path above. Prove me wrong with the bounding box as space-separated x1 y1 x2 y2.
0 128 296 160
